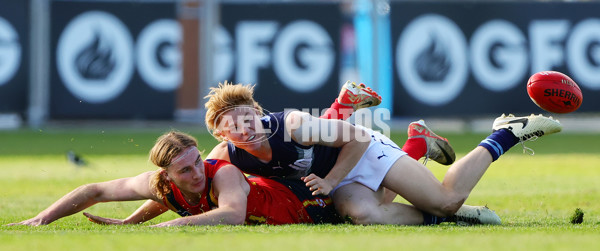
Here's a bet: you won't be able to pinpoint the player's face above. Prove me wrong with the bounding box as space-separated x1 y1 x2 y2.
166 147 206 195
218 106 266 150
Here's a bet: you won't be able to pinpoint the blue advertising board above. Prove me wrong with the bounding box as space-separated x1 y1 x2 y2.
50 0 179 119
217 2 341 113
0 0 28 114
390 1 600 116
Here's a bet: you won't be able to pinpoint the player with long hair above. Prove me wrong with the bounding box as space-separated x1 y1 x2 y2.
198 81 561 225
7 131 344 226
122 81 542 225
74 81 501 226
8 81 479 226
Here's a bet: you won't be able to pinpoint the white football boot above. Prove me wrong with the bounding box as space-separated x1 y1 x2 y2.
451 205 502 225
492 114 562 155
493 113 562 142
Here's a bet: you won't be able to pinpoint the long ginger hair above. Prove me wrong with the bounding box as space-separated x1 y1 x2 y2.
149 131 198 199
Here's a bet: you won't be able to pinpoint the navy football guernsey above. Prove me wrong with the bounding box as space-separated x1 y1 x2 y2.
228 112 340 179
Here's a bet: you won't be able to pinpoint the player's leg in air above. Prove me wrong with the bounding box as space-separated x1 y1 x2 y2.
321 80 382 120
322 81 456 203
321 81 454 164
333 113 561 226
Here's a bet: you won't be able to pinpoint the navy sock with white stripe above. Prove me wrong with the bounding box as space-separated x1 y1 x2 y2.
478 129 519 161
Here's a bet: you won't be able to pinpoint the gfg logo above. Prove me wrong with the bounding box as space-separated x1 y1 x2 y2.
396 14 468 106
396 14 600 106
57 11 134 103
57 11 181 103
214 20 334 93
0 16 21 87
137 19 181 92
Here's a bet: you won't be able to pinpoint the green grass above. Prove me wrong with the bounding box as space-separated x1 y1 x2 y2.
1 129 600 250
0 128 216 156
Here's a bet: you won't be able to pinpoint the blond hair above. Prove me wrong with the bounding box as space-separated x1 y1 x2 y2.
149 131 198 199
204 81 263 141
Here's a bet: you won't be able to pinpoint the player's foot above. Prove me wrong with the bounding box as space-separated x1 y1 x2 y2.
337 81 382 111
493 114 562 142
449 205 502 225
408 120 456 165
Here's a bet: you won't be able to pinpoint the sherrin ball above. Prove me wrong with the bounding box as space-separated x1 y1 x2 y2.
527 71 583 114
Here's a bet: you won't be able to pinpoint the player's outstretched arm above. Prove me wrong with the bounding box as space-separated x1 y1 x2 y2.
6 171 157 226
108 142 233 226
150 165 249 227
84 199 168 225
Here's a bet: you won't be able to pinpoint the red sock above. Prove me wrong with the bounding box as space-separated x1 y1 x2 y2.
402 137 427 160
320 99 354 120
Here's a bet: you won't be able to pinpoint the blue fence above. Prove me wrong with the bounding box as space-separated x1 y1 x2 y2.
0 0 598 123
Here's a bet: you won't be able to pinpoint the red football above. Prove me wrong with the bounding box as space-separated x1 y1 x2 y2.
527 71 583 113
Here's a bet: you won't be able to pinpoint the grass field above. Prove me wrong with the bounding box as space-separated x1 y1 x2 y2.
1 128 599 250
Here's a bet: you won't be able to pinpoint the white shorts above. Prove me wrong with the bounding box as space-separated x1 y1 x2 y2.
331 125 407 196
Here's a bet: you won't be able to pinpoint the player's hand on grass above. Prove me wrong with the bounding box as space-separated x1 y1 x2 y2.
83 212 126 225
6 217 47 226
149 222 170 228
149 220 184 227
148 217 195 227
302 174 333 196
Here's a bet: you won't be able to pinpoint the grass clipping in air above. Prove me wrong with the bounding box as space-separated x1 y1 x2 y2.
570 208 584 224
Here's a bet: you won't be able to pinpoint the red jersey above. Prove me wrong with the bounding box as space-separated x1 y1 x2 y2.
162 159 342 225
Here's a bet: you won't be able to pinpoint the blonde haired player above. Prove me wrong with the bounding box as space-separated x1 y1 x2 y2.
8 131 344 226
201 81 561 225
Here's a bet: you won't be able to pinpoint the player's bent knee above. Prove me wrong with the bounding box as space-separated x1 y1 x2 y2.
337 204 380 225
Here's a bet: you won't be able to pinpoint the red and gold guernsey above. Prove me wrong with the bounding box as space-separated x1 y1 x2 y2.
162 159 343 225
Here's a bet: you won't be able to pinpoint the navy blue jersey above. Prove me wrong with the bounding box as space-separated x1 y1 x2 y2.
228 112 340 179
